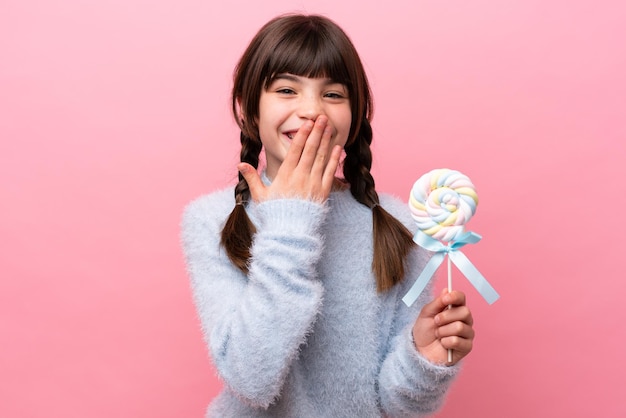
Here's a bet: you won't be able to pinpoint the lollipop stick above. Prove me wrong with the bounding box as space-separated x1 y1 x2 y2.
447 253 453 363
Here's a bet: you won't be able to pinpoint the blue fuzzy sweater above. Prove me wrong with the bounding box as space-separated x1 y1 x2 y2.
181 185 459 417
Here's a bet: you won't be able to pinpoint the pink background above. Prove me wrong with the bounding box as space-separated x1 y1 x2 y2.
2 0 624 417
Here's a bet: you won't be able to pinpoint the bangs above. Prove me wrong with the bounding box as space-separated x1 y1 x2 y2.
263 28 351 88
233 14 372 142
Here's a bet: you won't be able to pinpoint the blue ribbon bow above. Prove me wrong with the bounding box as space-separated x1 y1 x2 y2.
402 231 500 306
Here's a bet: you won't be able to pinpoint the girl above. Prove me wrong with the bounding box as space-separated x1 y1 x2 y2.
181 13 475 417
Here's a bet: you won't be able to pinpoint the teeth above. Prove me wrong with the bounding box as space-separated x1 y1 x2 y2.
287 133 294 139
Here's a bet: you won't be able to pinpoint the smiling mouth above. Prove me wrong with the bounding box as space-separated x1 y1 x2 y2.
285 132 296 140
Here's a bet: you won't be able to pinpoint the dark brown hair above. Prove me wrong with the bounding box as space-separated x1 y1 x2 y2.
221 14 414 291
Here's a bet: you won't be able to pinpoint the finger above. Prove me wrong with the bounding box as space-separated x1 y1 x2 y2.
435 305 474 327
440 334 474 355
310 124 333 178
281 120 314 171
297 116 327 169
436 320 475 341
418 289 452 319
321 144 342 191
442 290 467 308
237 163 265 202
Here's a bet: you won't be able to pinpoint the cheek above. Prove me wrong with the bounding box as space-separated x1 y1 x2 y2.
337 110 352 145
329 104 351 128
333 131 350 149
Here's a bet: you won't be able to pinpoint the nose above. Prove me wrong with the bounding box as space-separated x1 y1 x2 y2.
297 94 324 121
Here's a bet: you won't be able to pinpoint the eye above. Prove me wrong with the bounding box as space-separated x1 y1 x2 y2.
276 88 296 95
324 84 348 100
324 92 345 99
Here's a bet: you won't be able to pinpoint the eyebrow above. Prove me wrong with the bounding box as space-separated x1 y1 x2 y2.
271 73 341 86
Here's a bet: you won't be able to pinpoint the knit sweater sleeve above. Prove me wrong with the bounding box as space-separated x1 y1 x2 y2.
181 193 327 409
377 196 460 417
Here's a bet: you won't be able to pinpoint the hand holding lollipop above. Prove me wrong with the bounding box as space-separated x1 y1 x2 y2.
404 169 500 361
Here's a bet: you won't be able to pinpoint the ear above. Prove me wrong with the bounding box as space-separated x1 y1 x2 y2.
235 97 245 125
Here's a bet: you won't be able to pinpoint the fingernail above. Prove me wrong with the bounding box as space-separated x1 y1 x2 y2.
434 315 441 325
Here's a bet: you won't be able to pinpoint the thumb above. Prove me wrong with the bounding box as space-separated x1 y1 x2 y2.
238 163 265 202
418 288 449 319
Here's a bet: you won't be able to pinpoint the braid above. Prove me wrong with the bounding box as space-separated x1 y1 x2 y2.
343 119 378 205
343 120 415 292
220 131 262 273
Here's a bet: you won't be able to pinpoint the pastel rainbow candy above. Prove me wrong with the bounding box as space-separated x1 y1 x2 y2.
409 168 478 242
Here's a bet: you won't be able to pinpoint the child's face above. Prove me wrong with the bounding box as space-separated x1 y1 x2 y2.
257 74 352 180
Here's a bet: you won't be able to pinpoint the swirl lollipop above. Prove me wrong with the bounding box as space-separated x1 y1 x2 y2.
409 168 478 243
403 168 500 362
